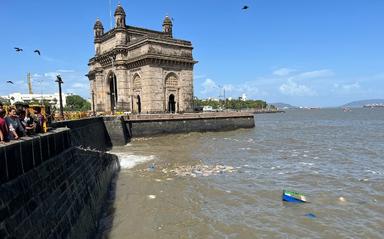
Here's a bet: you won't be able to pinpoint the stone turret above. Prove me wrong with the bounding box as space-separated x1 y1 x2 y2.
162 16 173 37
114 4 126 29
94 18 104 38
94 18 104 55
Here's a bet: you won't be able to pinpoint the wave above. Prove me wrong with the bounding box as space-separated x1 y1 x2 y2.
113 153 156 169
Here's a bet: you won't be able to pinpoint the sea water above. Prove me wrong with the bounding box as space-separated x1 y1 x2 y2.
98 108 384 238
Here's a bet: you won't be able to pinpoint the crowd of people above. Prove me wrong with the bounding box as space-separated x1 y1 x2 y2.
0 102 45 144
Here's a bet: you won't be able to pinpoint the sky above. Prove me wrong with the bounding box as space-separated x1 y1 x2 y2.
0 0 383 107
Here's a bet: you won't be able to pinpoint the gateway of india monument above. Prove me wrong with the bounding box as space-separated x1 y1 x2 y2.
88 4 197 114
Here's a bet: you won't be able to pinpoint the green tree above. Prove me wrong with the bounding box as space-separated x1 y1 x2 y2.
65 95 91 111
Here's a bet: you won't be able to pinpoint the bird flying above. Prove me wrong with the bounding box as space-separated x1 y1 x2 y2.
14 47 23 52
34 49 41 55
6 81 14 84
242 5 249 10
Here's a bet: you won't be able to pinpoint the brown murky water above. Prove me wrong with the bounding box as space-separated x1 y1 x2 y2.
98 108 384 238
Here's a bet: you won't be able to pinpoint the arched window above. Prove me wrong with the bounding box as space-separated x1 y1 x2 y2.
165 73 178 88
133 74 142 89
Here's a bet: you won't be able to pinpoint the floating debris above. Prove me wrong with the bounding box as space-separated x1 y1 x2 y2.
304 213 317 219
148 163 156 172
339 197 346 202
168 164 237 177
282 190 308 203
148 195 157 199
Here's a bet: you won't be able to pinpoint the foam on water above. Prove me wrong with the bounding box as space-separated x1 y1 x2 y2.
113 153 156 169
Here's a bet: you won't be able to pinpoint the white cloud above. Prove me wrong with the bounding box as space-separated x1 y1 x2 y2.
72 83 89 89
201 78 218 94
57 69 75 73
194 74 207 80
279 79 316 96
273 68 296 77
334 82 360 91
44 72 59 80
297 69 334 79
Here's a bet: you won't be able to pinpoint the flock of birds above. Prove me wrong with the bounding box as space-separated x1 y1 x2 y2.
14 47 40 55
5 47 42 85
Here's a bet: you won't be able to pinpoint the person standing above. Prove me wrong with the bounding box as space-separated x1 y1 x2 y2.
5 108 25 140
19 110 35 136
33 107 45 134
0 109 8 143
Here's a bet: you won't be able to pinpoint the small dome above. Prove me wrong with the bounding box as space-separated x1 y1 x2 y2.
114 4 126 16
163 16 172 25
94 18 104 29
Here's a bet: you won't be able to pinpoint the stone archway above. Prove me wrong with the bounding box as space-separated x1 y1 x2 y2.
165 73 178 113
168 94 176 113
132 74 142 114
108 72 118 112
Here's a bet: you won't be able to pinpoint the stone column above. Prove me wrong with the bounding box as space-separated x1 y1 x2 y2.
94 71 106 112
179 69 193 112
142 66 163 113
115 65 129 111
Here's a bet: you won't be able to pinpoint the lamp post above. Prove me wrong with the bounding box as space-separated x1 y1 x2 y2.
55 75 64 119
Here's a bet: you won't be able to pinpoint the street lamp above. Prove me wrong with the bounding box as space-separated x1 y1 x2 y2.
55 75 64 119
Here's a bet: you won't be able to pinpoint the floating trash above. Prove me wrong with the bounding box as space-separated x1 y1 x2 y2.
282 190 308 203
154 179 162 182
168 164 237 177
148 195 157 199
148 163 156 172
304 213 316 219
338 197 346 202
359 178 369 182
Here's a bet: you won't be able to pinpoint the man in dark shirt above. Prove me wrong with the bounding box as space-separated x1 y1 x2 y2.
5 108 25 140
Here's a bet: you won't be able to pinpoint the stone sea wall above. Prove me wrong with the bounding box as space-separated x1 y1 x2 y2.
52 116 130 149
0 128 71 185
0 147 119 239
126 114 255 137
51 117 112 151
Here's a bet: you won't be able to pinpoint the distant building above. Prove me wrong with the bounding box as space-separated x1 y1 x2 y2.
88 4 197 114
0 92 69 108
240 93 247 101
205 97 219 102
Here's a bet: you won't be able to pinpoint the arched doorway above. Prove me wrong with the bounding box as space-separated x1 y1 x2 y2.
168 94 176 113
137 95 141 114
109 73 118 112
165 73 178 113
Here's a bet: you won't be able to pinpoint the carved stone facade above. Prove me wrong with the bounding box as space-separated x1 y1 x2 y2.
88 4 197 114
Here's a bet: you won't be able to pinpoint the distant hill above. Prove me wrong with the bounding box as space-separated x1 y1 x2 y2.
342 99 384 108
270 102 298 109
